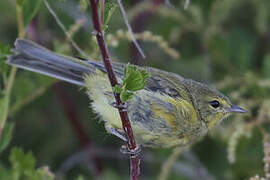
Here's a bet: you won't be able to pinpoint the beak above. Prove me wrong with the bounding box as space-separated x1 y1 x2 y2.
227 104 248 113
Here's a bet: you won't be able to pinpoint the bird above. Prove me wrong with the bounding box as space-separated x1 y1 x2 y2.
7 38 247 148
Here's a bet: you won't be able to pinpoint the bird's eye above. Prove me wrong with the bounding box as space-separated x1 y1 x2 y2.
209 100 220 108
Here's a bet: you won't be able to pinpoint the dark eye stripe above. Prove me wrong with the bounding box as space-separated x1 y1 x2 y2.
209 100 220 108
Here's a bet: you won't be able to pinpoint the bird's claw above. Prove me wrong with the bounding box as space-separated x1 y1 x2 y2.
120 144 141 158
111 102 129 112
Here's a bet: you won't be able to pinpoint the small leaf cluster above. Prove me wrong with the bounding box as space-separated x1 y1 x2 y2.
0 147 54 180
113 64 150 102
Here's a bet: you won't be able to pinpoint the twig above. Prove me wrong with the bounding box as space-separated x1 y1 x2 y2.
88 0 141 180
117 0 146 59
43 0 88 58
0 2 24 134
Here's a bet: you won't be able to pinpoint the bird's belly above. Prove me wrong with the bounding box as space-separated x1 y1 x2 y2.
89 91 207 148
84 73 208 148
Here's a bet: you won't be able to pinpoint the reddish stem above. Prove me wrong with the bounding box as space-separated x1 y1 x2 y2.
88 0 140 179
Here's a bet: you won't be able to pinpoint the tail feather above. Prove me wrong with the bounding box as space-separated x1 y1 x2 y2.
7 38 96 86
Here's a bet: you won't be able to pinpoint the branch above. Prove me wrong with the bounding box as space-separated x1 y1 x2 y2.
43 0 88 58
0 2 25 135
88 1 141 180
117 0 146 59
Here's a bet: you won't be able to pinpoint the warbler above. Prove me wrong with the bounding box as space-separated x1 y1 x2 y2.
7 38 247 148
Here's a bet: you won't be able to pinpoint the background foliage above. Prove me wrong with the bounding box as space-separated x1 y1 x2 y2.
0 0 270 179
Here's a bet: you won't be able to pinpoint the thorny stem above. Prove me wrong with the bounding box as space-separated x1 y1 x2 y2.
88 0 141 180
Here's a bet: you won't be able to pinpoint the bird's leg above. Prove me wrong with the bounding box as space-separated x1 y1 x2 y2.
105 124 141 157
105 124 127 142
109 101 141 157
120 144 141 157
110 101 129 112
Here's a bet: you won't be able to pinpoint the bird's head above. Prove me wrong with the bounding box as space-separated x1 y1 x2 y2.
185 79 247 129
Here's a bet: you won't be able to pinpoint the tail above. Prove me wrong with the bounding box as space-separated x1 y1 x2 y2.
7 38 98 86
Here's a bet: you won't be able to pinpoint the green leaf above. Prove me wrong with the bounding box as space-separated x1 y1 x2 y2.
9 147 36 177
0 122 14 154
112 85 122 93
104 2 118 26
5 147 55 179
120 90 134 102
23 0 42 27
123 64 150 91
115 64 151 102
140 69 151 80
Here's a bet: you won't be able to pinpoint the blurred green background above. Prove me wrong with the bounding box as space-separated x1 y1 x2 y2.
0 0 270 179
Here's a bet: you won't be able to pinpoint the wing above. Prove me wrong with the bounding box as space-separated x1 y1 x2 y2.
88 61 192 103
127 89 200 148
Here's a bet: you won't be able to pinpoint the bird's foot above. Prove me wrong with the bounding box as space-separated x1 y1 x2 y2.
120 144 141 157
110 102 129 112
105 125 127 142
